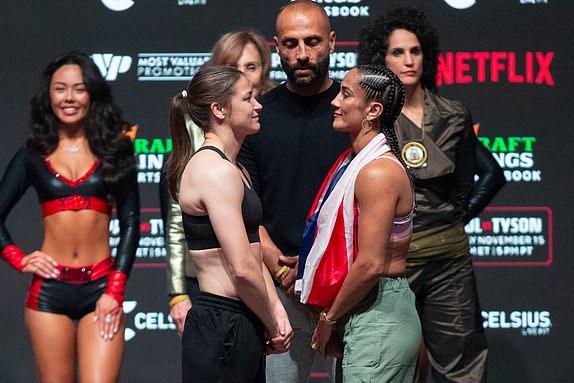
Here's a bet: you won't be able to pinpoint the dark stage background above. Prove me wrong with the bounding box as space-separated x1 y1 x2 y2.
0 1 572 382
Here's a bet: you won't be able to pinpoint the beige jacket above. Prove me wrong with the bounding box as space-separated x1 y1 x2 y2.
165 118 204 295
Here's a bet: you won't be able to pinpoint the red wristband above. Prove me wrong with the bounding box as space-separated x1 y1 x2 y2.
2 245 25 272
105 270 128 305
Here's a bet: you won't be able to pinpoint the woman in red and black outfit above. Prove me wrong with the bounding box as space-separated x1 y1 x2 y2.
0 52 139 383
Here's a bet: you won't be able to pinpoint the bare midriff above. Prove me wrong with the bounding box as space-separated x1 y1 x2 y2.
381 234 411 277
192 242 262 300
42 210 111 266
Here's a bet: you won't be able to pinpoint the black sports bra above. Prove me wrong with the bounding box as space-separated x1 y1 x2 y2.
182 146 262 250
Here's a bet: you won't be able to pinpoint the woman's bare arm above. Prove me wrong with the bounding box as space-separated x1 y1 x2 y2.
188 160 279 335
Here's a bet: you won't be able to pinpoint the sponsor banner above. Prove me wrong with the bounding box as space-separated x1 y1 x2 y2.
313 0 370 17
270 44 359 83
437 52 554 86
100 0 135 12
101 49 556 86
110 208 166 263
137 53 211 81
135 138 171 184
177 0 207 5
482 310 552 336
178 0 371 15
479 136 541 183
519 0 548 4
92 54 132 81
123 300 176 341
443 0 476 9
137 43 361 83
466 207 552 266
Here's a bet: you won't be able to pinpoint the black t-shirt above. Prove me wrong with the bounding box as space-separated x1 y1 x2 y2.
238 82 349 256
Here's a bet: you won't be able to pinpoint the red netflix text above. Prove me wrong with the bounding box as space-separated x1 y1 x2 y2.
437 52 554 86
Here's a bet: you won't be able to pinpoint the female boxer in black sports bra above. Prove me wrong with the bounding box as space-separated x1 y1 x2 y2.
166 65 292 383
0 52 139 383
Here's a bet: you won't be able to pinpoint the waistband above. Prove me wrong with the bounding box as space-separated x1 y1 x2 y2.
347 276 410 315
407 219 469 265
196 292 257 319
41 196 110 217
57 256 113 283
379 276 410 292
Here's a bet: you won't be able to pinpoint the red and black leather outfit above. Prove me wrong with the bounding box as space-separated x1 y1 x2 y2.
0 146 139 319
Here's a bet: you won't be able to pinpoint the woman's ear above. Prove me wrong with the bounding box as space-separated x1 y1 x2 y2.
367 101 383 120
210 102 225 121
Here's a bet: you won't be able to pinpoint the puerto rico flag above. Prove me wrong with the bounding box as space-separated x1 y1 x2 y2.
296 133 391 307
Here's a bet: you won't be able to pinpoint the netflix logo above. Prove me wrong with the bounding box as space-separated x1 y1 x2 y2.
437 51 554 86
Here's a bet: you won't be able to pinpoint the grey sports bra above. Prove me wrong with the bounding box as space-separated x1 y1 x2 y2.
379 156 414 241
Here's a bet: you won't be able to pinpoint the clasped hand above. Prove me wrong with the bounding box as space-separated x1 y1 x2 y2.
265 303 294 355
276 254 298 296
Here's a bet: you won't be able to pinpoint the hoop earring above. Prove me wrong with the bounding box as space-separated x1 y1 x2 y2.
361 118 373 131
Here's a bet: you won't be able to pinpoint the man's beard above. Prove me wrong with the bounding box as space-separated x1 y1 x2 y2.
281 53 330 87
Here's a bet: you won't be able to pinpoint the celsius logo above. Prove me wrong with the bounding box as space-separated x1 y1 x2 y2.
101 0 135 12
122 301 176 341
482 310 551 336
92 54 132 81
122 301 138 341
444 0 476 9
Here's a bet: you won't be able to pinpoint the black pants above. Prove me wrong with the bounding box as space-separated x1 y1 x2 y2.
181 292 265 383
408 256 488 383
185 276 200 299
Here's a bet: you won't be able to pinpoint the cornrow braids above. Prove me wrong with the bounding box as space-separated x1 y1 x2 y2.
356 64 406 168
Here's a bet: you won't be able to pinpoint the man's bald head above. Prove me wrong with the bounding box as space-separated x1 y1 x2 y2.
276 0 331 36
273 0 335 94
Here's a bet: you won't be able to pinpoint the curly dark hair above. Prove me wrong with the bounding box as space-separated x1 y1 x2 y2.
27 51 136 190
358 6 440 91
355 64 407 168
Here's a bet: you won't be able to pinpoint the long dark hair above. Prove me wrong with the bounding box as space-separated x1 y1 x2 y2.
358 6 440 92
27 51 136 189
355 64 406 168
166 65 243 200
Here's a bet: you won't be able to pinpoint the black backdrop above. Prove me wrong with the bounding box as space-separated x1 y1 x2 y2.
0 1 572 382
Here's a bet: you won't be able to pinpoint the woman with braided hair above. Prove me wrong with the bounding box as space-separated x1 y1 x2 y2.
297 64 421 382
